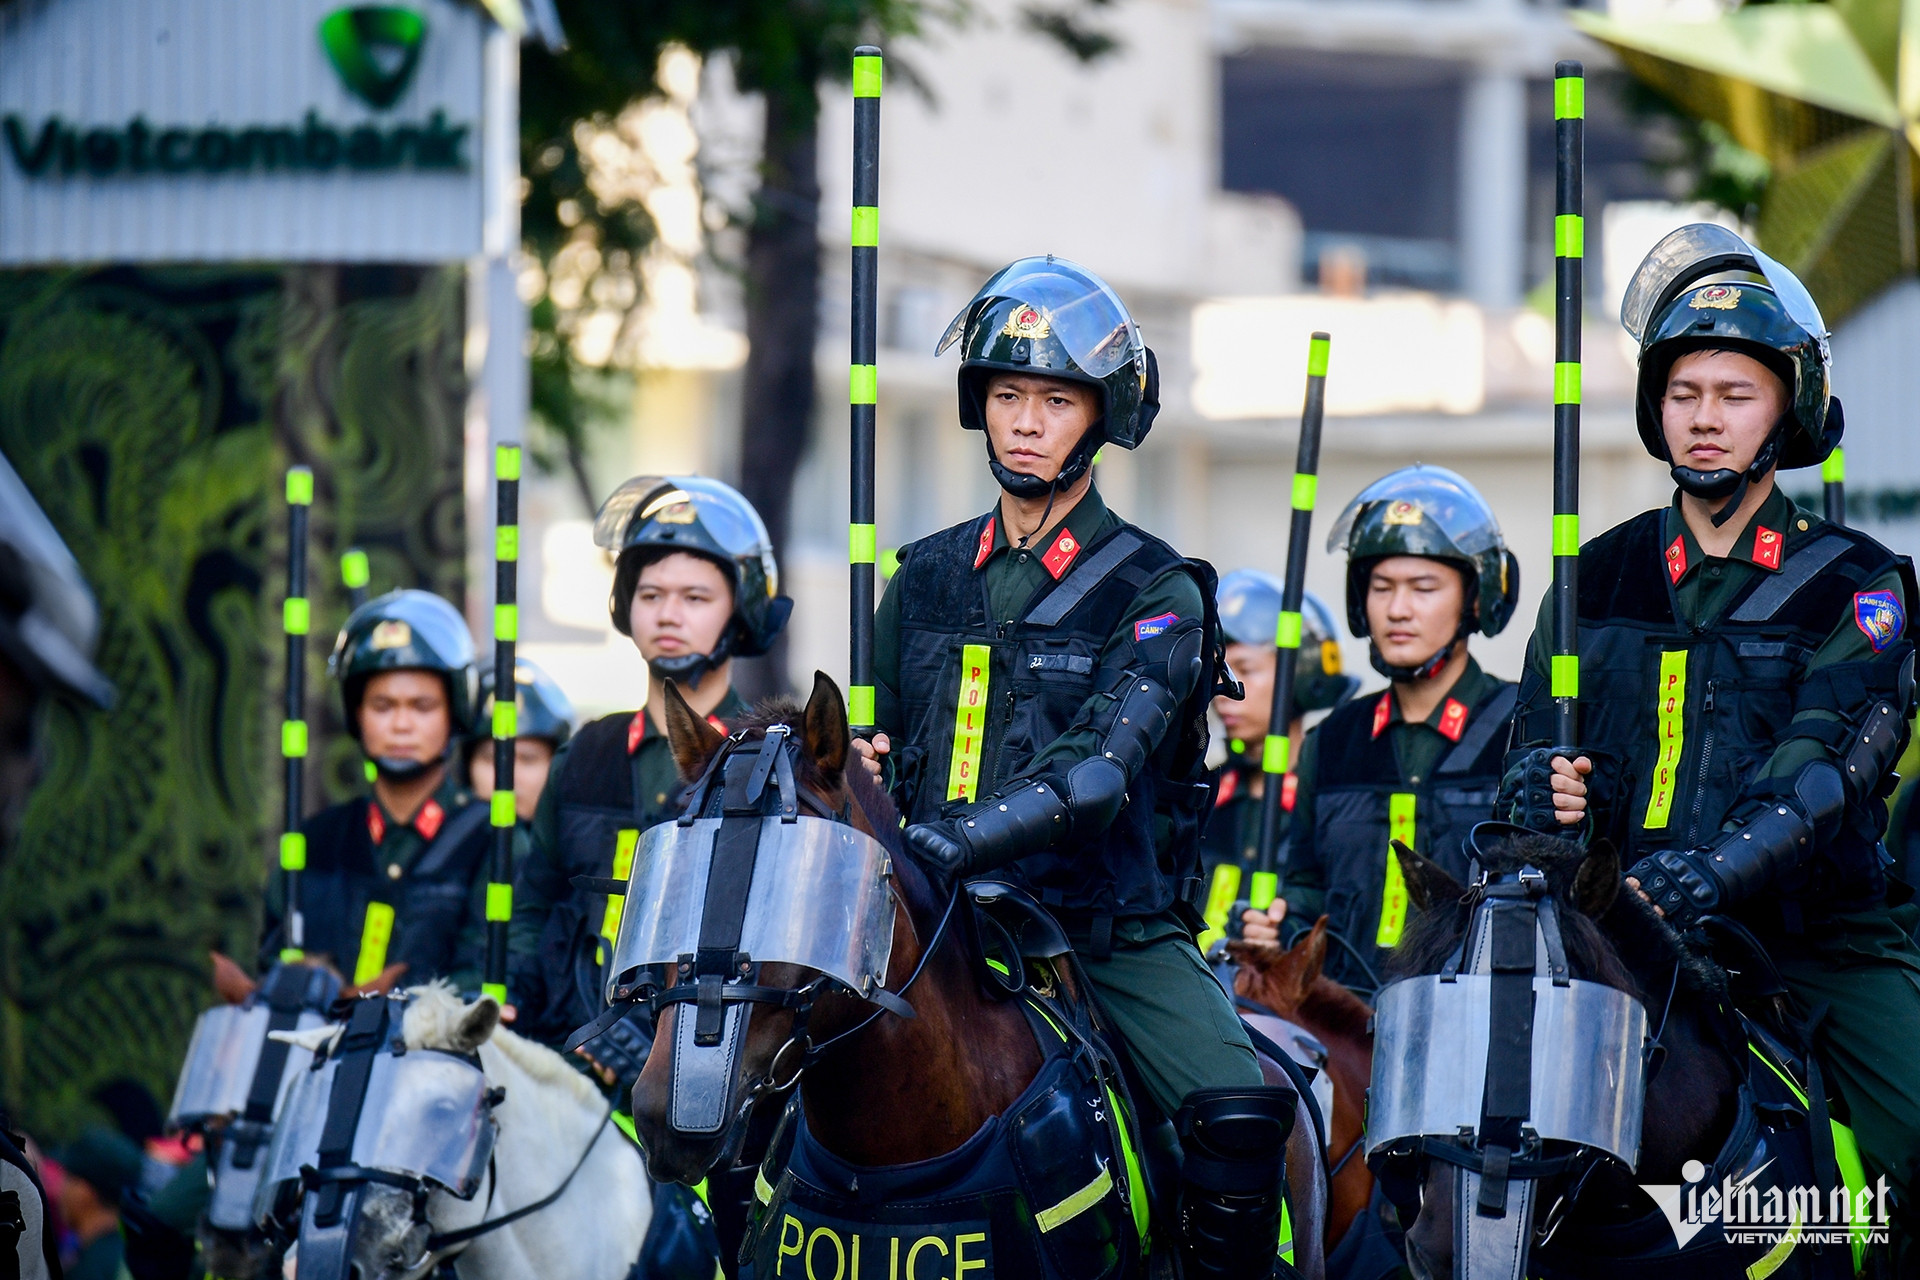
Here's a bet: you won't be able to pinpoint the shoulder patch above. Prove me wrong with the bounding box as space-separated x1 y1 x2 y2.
973 517 997 570
1371 692 1393 739
1134 612 1178 641
1855 589 1904 653
1753 524 1783 571
1666 534 1688 585
1437 698 1468 742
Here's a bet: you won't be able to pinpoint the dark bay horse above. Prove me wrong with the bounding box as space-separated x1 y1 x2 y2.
1383 830 1802 1279
628 673 1328 1277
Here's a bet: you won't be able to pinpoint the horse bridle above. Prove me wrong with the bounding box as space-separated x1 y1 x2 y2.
579 725 953 1148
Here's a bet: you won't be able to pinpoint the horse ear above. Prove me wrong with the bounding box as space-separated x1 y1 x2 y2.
1299 916 1329 988
803 671 849 780
1574 839 1622 919
451 996 502 1053
662 680 727 782
211 951 258 1005
1394 840 1466 914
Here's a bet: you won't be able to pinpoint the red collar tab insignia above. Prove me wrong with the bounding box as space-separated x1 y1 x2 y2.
1042 527 1082 579
1666 535 1688 585
1752 525 1783 571
415 798 445 842
1438 698 1469 742
1215 770 1239 807
1371 692 1393 739
628 710 647 754
974 517 996 570
366 804 387 845
1281 773 1299 812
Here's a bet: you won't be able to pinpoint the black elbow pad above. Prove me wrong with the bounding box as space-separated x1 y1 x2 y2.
1065 756 1126 838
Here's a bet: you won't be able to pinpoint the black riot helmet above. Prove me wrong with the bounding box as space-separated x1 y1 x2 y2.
1623 224 1838 525
1327 466 1519 681
328 590 478 754
0 449 114 710
935 256 1161 500
476 658 575 750
1215 571 1357 718
593 475 792 690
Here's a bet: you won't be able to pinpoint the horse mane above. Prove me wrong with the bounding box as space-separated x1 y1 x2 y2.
1392 832 1723 1004
1299 976 1374 1043
401 983 604 1109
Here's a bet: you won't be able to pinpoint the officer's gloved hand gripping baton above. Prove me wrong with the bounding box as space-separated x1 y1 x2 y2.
848 46 882 736
1252 332 1332 909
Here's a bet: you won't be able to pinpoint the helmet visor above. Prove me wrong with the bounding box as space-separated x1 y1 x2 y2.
592 476 773 562
936 257 1144 379
1621 224 1828 344
1326 466 1503 558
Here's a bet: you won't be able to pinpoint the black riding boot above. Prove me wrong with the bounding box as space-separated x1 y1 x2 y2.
1175 1086 1300 1280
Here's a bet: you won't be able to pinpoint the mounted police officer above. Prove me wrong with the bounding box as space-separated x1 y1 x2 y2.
1516 225 1920 1220
259 589 494 990
1 445 113 1280
1202 575 1354 949
508 476 789 1073
466 656 574 822
1246 466 1520 994
852 256 1301 1279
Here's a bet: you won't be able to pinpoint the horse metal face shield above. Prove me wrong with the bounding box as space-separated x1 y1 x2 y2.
1366 836 1648 1280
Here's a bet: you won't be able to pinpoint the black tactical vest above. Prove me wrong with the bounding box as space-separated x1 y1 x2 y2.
1308 680 1516 988
1514 510 1917 927
891 518 1217 920
526 712 684 1039
287 795 490 983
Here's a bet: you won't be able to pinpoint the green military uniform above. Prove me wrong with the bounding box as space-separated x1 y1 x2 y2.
260 769 493 989
1519 489 1920 1198
509 691 747 1044
876 487 1260 1114
1284 655 1505 923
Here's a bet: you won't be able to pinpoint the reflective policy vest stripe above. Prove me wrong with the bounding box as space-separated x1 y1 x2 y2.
355 901 395 985
600 827 641 948
1379 792 1415 947
1643 649 1688 830
946 643 992 803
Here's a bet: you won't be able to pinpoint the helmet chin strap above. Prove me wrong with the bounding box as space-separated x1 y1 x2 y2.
648 629 737 693
985 426 1104 545
1670 418 1785 528
1367 613 1475 683
372 754 440 783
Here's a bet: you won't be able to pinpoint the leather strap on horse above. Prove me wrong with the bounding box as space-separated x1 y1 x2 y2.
311 996 393 1226
424 1108 612 1252
1477 894 1539 1217
228 962 324 1171
692 733 791 1045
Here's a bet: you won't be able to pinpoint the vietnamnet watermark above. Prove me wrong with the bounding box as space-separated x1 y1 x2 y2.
1640 1158 1890 1250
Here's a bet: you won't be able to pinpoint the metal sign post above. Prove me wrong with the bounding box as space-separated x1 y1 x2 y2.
1551 61 1584 747
484 445 519 1005
280 467 314 962
1251 333 1331 910
848 46 882 730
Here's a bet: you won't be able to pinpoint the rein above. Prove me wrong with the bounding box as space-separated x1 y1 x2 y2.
424 1106 613 1252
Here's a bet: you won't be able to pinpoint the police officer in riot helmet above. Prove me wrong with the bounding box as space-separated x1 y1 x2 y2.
509 476 788 1062
259 589 495 990
852 256 1301 1278
0 446 112 1280
1200 575 1354 950
466 656 575 822
1243 467 1520 995
1516 226 1920 1221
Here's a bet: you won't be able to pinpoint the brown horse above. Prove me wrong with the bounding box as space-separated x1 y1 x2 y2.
628 672 1328 1277
1230 920 1376 1252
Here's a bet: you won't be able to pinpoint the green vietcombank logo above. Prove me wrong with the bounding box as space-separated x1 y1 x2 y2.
320 7 428 111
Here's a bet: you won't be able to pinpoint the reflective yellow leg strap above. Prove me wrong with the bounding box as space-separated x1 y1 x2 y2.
1745 1207 1802 1278
354 901 395 985
1198 863 1242 953
1279 1196 1294 1266
1035 1164 1114 1232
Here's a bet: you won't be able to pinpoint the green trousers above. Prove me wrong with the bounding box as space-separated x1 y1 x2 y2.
1773 902 1920 1207
1073 914 1263 1117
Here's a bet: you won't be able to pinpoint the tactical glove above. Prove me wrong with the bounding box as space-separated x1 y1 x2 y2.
1498 745 1586 838
1625 848 1726 927
903 774 1076 897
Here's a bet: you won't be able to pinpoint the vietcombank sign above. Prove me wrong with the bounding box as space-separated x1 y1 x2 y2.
0 0 489 262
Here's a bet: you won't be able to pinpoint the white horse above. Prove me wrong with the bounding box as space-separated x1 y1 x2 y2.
277 984 651 1280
